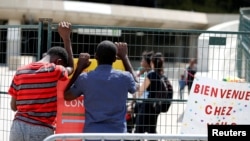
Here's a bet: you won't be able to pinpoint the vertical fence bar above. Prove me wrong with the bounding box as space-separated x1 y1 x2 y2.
37 21 42 60
46 18 53 50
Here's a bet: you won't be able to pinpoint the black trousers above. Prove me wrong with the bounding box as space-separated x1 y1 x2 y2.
134 102 159 133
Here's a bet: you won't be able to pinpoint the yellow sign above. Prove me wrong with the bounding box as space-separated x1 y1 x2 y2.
222 76 245 83
69 58 125 78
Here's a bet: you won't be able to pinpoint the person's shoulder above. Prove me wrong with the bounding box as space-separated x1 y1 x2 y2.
54 64 67 72
147 70 156 76
115 70 134 78
16 61 39 70
161 74 168 79
118 70 131 76
79 72 88 77
74 72 88 81
148 70 154 73
16 64 30 70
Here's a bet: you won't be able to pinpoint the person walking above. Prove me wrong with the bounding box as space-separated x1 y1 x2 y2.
8 21 74 141
178 74 186 99
186 58 197 94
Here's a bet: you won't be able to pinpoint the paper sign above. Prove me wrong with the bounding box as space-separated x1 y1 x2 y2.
181 76 250 134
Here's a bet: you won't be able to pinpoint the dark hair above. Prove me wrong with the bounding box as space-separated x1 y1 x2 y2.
151 52 164 75
96 40 117 65
142 51 154 65
47 46 68 64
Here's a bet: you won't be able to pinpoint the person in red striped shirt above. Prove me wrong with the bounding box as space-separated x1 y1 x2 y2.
8 21 74 141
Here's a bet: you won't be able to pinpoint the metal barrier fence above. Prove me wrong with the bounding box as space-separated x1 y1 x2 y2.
1 19 250 141
239 7 250 82
43 133 207 141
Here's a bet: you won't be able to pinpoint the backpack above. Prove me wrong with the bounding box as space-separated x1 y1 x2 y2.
154 74 173 113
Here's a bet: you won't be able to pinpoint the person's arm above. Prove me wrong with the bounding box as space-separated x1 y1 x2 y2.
133 77 150 98
64 53 91 101
115 42 138 82
137 67 147 77
58 21 74 76
10 97 17 111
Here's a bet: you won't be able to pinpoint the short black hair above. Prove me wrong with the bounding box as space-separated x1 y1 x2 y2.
47 46 68 64
96 40 117 65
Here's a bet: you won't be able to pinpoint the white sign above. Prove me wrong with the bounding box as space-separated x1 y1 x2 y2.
76 28 121 37
181 76 250 134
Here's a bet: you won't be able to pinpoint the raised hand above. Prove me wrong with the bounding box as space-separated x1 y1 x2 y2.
77 53 91 71
115 42 128 59
58 21 71 40
115 42 138 82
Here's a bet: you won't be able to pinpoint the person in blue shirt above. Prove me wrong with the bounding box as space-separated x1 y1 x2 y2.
64 40 137 133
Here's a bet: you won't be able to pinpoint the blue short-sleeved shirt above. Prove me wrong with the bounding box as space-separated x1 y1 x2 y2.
69 65 137 133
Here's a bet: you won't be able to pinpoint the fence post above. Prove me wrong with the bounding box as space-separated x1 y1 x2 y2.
38 18 53 51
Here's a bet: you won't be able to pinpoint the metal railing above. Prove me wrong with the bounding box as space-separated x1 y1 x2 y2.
43 133 207 141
